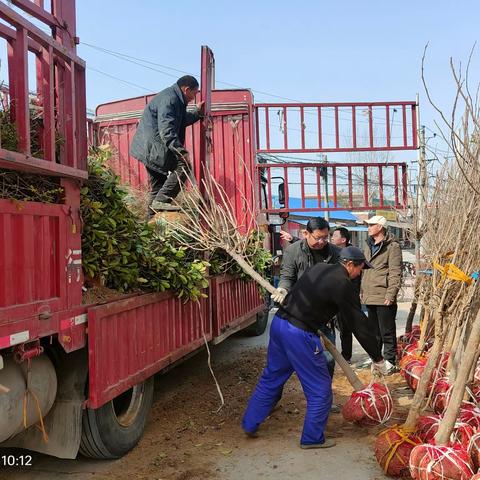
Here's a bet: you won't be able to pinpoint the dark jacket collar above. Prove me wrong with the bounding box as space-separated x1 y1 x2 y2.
173 83 185 104
300 238 335 262
367 231 394 248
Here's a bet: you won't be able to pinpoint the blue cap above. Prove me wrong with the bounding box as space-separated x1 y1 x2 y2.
340 246 373 269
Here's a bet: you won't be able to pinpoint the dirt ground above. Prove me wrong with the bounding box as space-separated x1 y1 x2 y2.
1 303 415 480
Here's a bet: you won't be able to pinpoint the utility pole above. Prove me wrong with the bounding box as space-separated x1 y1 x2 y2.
320 154 329 221
406 96 427 334
416 93 427 268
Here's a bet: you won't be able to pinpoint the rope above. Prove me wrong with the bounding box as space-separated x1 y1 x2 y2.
21 359 49 443
22 388 49 443
410 444 474 479
379 425 420 474
433 262 473 285
353 382 393 424
196 301 224 413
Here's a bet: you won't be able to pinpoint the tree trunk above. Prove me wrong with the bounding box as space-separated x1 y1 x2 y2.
448 321 467 384
405 302 418 334
416 307 431 354
403 336 443 430
435 309 480 445
318 331 364 391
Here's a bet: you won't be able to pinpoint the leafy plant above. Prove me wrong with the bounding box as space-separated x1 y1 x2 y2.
81 145 209 301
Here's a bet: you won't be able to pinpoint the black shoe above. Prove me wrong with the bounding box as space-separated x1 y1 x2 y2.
300 439 336 449
150 201 181 212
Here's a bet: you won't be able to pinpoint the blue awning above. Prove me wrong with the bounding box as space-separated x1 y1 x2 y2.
273 196 357 221
289 218 368 232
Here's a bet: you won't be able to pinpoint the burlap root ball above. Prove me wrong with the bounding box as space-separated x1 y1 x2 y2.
375 426 422 477
342 382 393 426
409 444 474 480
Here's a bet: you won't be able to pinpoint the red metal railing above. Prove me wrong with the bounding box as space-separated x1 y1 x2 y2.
255 101 417 153
258 161 408 213
0 0 87 179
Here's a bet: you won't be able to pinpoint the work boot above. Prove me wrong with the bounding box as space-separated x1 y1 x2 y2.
300 438 336 449
384 362 400 375
330 404 341 414
243 428 258 439
355 357 372 369
150 201 181 212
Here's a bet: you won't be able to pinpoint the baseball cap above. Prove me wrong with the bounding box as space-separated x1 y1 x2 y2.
365 215 388 228
340 246 373 269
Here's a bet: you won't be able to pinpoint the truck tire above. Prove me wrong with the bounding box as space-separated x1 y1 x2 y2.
246 308 269 337
80 377 154 459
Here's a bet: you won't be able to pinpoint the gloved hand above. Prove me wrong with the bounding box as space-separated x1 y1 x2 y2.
271 287 288 305
371 359 395 376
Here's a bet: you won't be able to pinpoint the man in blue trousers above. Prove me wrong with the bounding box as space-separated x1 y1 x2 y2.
242 247 386 449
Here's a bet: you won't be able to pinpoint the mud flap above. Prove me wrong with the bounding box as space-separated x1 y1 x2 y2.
2 347 88 459
4 399 83 458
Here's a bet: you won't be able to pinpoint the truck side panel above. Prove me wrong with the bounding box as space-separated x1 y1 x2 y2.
211 275 264 340
95 90 258 234
87 290 212 409
0 199 67 322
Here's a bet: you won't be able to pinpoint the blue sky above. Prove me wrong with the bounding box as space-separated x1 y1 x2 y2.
74 0 479 168
0 0 478 169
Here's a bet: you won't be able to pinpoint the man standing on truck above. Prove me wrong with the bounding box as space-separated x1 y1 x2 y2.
242 247 388 449
130 75 204 215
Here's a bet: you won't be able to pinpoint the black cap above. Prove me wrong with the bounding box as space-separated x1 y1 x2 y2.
339 246 373 269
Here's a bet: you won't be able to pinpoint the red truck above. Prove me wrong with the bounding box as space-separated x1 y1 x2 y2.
0 0 417 461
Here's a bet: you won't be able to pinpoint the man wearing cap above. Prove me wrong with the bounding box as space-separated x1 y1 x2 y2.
361 215 402 373
243 247 387 449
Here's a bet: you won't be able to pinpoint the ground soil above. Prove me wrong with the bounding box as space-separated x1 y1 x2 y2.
1 303 416 480
85 350 409 480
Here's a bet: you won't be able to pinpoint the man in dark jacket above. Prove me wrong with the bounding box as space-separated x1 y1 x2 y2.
331 226 356 363
242 247 386 449
130 75 203 215
272 217 341 378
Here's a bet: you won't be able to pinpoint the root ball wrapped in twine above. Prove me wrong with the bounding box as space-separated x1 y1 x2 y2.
409 444 474 480
341 382 393 426
375 425 422 477
402 358 428 392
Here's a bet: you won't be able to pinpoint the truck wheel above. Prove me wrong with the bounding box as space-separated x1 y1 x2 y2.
246 308 269 337
80 377 154 459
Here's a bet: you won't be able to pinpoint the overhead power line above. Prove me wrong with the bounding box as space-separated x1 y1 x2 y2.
81 41 414 128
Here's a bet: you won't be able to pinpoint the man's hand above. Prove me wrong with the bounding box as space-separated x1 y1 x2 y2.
197 101 205 114
271 287 288 304
384 299 393 306
280 230 293 242
179 151 191 166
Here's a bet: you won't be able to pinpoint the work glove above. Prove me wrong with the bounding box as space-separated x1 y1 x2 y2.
371 359 395 376
271 287 288 305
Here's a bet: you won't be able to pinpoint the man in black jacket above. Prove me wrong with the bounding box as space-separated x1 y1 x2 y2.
331 226 356 363
242 247 386 449
130 75 204 215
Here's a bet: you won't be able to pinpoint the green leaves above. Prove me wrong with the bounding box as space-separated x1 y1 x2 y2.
81 146 271 303
81 146 210 302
